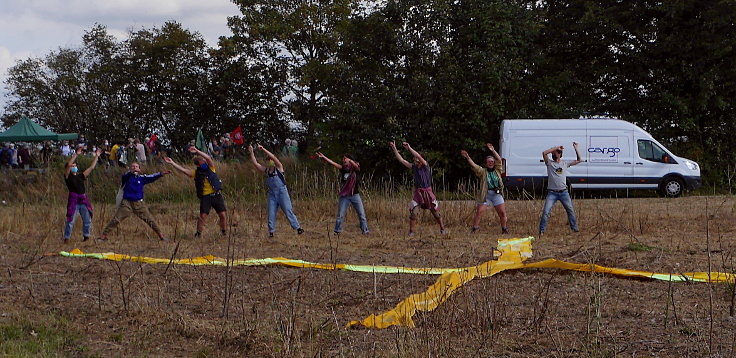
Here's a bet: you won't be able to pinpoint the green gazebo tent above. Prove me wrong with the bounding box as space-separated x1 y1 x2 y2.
0 117 78 142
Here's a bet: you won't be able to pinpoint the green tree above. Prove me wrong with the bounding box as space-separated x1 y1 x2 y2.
227 0 353 150
121 22 212 147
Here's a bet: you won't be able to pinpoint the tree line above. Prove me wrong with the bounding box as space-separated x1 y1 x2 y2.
2 0 735 187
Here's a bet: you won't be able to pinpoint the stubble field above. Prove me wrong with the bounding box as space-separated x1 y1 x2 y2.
0 164 735 357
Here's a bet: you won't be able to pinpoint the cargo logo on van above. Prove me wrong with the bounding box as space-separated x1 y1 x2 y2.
588 147 621 158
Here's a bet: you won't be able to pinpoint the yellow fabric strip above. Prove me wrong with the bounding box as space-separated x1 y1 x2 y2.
57 237 735 330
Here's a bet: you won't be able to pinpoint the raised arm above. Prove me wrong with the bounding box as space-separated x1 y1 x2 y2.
248 145 266 172
403 142 427 167
542 145 562 164
188 146 214 167
163 157 194 177
258 144 284 172
390 141 412 169
569 142 583 166
82 148 102 177
486 143 501 162
317 152 342 169
460 149 478 168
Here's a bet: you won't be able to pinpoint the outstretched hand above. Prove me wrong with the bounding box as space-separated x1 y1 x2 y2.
163 157 173 164
486 143 495 151
161 170 172 175
95 148 102 157
316 152 326 160
257 144 264 151
460 150 469 158
402 142 410 149
389 141 396 149
75 147 83 155
188 146 198 154
247 144 254 153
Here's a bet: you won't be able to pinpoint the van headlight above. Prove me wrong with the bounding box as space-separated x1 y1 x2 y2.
685 161 698 170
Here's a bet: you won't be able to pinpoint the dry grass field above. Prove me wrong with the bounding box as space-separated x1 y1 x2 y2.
0 162 735 357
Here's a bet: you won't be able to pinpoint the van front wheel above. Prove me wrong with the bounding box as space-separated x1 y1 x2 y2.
660 177 684 197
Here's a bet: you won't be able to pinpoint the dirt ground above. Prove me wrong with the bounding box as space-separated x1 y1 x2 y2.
1 195 735 357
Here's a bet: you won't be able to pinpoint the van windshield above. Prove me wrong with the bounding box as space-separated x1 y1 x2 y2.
637 140 673 163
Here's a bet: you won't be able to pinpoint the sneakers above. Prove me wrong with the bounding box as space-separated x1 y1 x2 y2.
82 236 90 242
407 231 416 237
361 230 370 235
440 229 448 235
538 231 544 237
221 229 227 236
63 237 70 243
502 227 509 234
268 232 274 238
194 231 201 238
160 237 169 242
470 226 480 234
572 228 580 233
297 228 304 235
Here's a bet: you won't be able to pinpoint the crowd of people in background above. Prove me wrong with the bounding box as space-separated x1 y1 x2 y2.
0 131 272 171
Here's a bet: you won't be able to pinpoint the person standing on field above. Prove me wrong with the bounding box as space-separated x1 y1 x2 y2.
461 143 508 234
164 146 227 238
390 141 446 236
98 162 171 241
539 142 582 236
317 151 369 235
248 144 304 237
63 147 102 242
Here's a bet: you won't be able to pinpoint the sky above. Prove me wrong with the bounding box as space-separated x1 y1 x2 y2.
0 0 241 110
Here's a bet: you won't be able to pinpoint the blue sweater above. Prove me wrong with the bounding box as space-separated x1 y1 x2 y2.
121 172 162 201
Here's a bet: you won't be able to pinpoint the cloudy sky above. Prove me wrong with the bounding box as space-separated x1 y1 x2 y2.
0 0 241 109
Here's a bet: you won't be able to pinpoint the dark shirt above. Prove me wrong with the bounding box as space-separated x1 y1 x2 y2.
338 164 361 196
18 148 31 164
412 164 432 189
65 173 86 194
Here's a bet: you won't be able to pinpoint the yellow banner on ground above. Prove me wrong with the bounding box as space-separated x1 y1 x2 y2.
58 237 735 330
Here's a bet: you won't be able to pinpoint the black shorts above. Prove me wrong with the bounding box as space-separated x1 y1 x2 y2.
200 193 227 214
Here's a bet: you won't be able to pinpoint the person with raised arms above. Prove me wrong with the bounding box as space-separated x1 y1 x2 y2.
164 146 228 238
539 142 582 236
390 141 446 236
461 143 508 234
63 147 102 243
248 144 304 238
316 151 369 235
98 162 171 241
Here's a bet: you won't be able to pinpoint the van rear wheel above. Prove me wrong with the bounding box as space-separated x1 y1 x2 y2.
660 177 684 197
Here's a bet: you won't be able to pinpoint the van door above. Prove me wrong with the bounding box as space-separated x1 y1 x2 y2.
633 138 674 188
586 134 633 188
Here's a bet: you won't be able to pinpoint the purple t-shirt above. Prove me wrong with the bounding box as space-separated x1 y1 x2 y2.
412 164 432 189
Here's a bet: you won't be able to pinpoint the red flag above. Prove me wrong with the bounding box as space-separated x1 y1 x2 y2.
230 126 244 145
147 134 157 151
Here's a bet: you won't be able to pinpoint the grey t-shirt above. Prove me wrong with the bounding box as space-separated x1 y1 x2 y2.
546 160 572 191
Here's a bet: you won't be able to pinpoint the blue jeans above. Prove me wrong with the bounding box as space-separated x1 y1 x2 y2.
267 187 300 233
64 204 92 239
539 190 578 233
335 194 369 233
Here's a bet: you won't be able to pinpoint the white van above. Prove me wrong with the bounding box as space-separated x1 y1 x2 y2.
499 119 702 197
